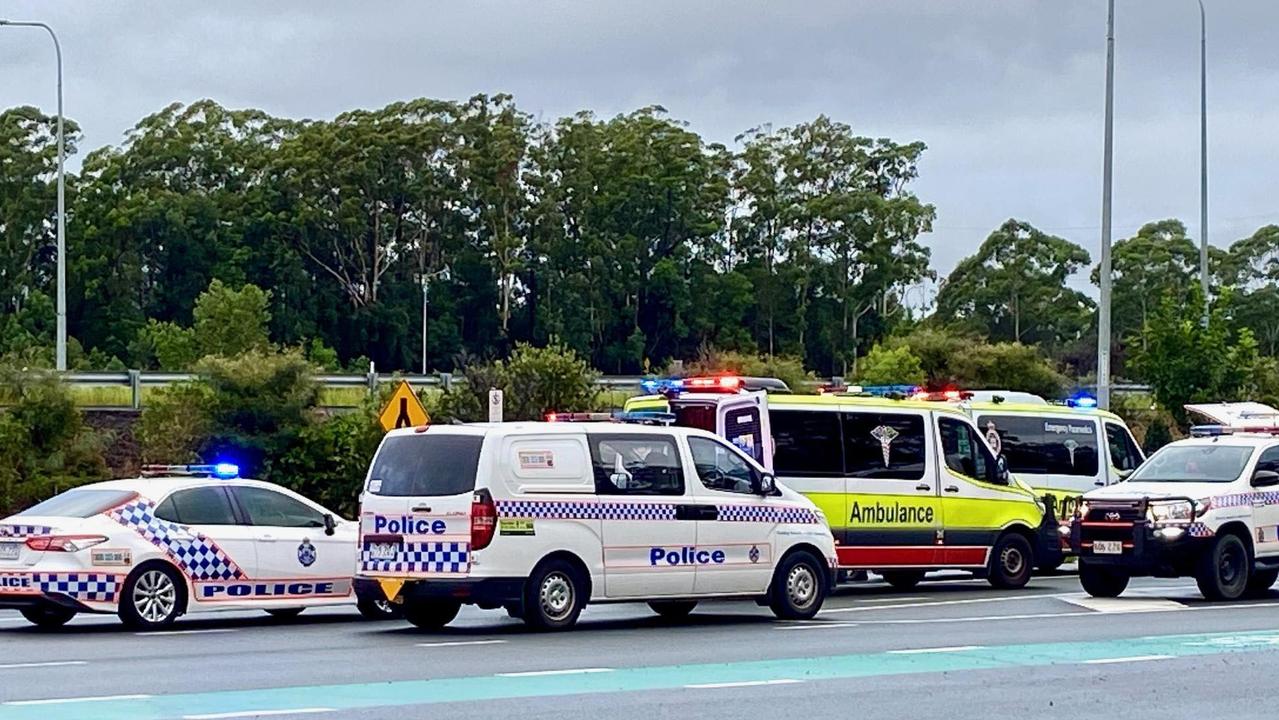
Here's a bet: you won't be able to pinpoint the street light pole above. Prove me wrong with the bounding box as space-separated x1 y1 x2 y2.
1097 0 1116 410
1198 0 1210 324
0 20 66 371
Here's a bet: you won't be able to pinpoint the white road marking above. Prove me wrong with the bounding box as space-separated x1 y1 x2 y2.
183 709 334 720
822 593 1078 614
137 628 239 637
1083 655 1174 665
1061 595 1186 613
4 694 151 706
685 679 802 689
775 622 860 631
0 661 87 670
888 645 986 655
496 667 613 677
805 600 1279 627
847 596 928 603
416 639 507 648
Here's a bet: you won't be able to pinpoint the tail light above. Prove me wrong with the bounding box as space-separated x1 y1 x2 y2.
26 535 108 552
471 489 498 551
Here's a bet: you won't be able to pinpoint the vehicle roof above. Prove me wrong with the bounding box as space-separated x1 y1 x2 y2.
383 422 716 439
1160 434 1279 449
768 393 970 416
71 476 281 497
967 400 1124 422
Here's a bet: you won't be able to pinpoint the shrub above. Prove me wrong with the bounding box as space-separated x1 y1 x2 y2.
856 344 926 385
431 343 600 422
680 349 815 392
269 403 383 517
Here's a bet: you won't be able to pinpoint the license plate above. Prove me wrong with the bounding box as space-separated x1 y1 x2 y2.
1093 540 1123 555
368 543 399 561
0 543 19 561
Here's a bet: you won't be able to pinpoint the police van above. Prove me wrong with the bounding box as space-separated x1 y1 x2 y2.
353 422 838 630
623 379 1063 590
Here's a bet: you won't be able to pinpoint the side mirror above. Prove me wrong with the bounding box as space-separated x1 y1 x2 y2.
753 474 777 496
609 455 632 490
323 513 337 536
1253 470 1279 488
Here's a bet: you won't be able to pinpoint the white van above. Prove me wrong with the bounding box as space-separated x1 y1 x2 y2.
353 422 838 630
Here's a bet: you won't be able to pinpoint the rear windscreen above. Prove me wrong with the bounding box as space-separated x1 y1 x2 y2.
368 434 483 496
18 488 136 518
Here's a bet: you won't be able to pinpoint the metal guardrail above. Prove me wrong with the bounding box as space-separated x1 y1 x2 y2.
60 370 650 409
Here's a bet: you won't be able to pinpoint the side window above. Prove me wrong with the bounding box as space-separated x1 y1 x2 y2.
938 417 994 482
723 405 766 465
689 437 758 495
232 486 325 528
1105 423 1142 472
1257 447 1279 474
591 435 684 496
843 412 927 480
155 487 238 525
977 415 1100 477
772 410 843 477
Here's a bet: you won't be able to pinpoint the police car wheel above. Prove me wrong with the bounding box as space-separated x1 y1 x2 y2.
769 551 826 620
119 563 185 630
1196 533 1250 601
1245 568 1279 598
881 571 925 591
648 600 697 619
1079 563 1129 597
403 599 462 629
357 597 404 621
524 560 585 630
20 606 76 629
266 608 305 619
987 534 1033 589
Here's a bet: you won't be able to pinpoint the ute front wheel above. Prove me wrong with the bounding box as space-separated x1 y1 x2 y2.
1079 563 1129 597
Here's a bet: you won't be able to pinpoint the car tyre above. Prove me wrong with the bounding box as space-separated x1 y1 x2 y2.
265 608 305 620
987 533 1034 589
881 571 925 591
1079 563 1129 597
1245 568 1279 598
1196 533 1251 601
769 551 827 620
523 559 586 631
20 605 76 629
403 599 462 629
119 563 186 630
648 600 697 620
357 597 404 621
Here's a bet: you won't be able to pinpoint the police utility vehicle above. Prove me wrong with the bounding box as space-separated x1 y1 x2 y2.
0 465 394 629
623 378 1064 590
353 421 838 630
1072 403 1279 600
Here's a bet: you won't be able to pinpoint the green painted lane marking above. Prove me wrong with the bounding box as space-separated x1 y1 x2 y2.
5 629 1279 720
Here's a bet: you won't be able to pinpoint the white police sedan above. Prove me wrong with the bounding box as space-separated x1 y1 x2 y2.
0 464 397 629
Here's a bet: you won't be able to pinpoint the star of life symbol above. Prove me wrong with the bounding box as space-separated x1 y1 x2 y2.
870 425 899 467
1064 439 1079 466
749 545 761 563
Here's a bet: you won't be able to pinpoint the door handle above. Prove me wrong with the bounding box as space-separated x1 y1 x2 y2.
944 485 960 493
260 534 277 542
411 505 433 513
915 484 931 492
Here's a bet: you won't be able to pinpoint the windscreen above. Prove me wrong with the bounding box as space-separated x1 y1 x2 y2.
1127 445 1254 483
368 434 483 496
17 488 136 518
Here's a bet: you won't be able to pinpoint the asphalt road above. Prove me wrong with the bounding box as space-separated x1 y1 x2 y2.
4 572 1279 720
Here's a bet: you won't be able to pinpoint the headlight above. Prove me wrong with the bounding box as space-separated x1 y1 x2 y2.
1150 501 1195 522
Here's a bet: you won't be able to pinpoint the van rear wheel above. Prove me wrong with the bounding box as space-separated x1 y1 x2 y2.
403 599 461 629
648 600 697 619
523 559 585 630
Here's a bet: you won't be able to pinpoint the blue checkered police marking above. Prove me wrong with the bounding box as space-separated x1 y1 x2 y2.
107 500 245 581
359 542 469 574
0 524 53 538
32 572 120 602
494 500 819 524
1213 491 1279 509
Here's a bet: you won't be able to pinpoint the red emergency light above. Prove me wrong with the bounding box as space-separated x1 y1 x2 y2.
685 375 742 392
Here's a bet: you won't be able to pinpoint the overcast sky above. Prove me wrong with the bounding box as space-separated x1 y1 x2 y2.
3 1 1277 294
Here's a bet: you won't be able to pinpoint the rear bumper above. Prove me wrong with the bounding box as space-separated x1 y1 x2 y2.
355 576 526 609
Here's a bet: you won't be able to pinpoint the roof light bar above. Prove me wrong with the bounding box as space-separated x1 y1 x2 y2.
140 463 240 479
1190 425 1279 438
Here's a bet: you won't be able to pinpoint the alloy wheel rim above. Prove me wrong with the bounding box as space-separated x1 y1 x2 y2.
787 564 816 609
1001 546 1026 576
134 570 177 623
540 572 573 620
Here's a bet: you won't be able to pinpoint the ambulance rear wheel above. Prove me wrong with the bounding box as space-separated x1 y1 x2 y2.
988 533 1033 589
882 571 925 591
403 599 461 629
119 563 186 630
523 559 585 631
1079 563 1129 597
21 606 76 629
769 551 826 620
648 600 697 619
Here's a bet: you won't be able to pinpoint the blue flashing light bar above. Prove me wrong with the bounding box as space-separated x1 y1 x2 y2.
212 462 240 479
1066 393 1098 409
640 377 685 394
859 384 922 397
